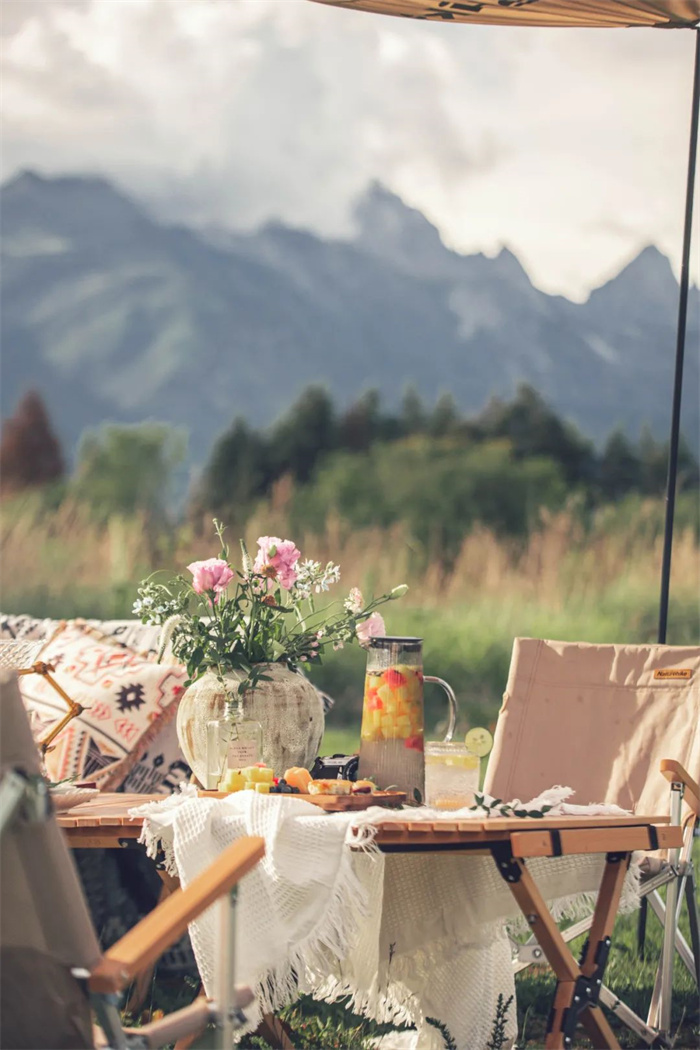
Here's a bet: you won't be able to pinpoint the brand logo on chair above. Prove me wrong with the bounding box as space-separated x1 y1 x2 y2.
653 668 693 680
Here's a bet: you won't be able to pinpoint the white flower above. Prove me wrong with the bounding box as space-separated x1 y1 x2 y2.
344 587 364 614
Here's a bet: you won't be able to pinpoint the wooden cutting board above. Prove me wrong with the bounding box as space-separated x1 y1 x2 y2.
197 789 407 811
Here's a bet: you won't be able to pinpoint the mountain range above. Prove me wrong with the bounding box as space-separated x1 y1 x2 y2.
1 170 698 469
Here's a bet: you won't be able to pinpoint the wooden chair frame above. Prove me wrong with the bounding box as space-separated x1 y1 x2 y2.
16 660 86 754
0 769 264 1050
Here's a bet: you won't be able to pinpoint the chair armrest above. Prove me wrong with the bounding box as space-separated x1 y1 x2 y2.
660 759 700 817
89 835 264 993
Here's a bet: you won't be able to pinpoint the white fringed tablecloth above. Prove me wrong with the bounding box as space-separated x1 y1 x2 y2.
133 787 640 1050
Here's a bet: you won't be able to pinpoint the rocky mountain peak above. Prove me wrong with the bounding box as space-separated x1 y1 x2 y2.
352 180 454 276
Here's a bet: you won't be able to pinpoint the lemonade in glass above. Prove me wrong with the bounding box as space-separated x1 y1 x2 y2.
424 741 480 809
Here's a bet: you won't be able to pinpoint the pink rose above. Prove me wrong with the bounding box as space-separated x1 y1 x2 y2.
356 612 386 648
187 558 234 600
254 536 301 590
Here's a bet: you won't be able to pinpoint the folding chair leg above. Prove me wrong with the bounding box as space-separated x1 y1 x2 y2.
655 783 684 1039
685 872 700 991
91 993 128 1050
637 897 649 959
598 985 668 1048
647 884 697 979
213 886 238 1049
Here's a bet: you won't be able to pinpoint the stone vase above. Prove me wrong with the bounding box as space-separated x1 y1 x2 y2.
176 664 324 783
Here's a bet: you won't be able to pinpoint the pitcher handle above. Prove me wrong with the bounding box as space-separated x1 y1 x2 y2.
424 675 457 743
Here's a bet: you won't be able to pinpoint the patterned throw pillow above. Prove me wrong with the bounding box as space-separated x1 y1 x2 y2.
18 622 187 790
0 613 55 642
120 717 192 795
84 619 163 659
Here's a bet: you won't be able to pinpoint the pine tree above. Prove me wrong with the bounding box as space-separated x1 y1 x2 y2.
399 384 427 436
429 393 460 437
599 429 642 499
477 384 595 488
199 417 271 515
0 390 64 493
268 386 336 483
338 390 382 452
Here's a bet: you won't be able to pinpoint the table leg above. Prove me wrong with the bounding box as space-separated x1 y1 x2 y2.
577 853 630 1049
254 1012 296 1049
492 845 628 1049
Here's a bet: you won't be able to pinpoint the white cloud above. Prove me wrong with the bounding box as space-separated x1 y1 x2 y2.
1 0 697 298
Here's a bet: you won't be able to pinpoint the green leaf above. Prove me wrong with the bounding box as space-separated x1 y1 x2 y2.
413 788 423 804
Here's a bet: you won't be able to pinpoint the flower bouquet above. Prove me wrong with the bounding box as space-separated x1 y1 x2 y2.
134 520 406 777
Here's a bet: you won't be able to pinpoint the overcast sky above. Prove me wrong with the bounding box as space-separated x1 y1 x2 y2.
2 0 698 300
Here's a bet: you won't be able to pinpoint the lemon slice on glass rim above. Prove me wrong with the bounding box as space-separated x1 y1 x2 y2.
464 726 494 758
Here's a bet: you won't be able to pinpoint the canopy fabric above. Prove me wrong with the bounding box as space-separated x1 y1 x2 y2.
310 0 700 29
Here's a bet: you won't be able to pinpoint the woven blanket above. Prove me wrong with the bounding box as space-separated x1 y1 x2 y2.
134 787 640 1050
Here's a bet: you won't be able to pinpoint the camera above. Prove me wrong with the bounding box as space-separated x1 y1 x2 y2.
310 753 359 781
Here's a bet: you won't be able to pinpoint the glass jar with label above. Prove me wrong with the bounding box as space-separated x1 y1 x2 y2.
206 697 263 790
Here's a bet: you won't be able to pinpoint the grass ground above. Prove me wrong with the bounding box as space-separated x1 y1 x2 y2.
130 846 699 1050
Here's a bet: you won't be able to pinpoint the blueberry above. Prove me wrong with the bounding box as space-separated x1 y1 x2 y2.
279 779 287 786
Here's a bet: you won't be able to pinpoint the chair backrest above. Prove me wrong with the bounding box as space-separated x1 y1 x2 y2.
483 638 700 816
1 671 101 1049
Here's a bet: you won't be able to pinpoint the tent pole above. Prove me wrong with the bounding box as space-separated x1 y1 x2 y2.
657 28 700 645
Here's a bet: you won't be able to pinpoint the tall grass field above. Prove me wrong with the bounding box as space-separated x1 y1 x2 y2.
3 493 698 735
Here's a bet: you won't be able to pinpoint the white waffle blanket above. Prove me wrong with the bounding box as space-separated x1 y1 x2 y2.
134 787 640 1050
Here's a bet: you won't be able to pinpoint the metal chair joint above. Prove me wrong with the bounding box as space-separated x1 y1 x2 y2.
490 841 522 883
559 934 613 1044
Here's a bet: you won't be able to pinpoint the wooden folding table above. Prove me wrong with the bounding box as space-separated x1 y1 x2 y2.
57 795 680 1050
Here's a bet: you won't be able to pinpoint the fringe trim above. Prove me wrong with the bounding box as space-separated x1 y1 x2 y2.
253 834 381 1017
136 784 197 872
138 799 386 1022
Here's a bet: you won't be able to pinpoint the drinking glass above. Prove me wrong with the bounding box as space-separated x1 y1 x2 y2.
424 740 480 810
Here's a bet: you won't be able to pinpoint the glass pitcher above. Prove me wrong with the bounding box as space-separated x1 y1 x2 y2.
358 637 457 801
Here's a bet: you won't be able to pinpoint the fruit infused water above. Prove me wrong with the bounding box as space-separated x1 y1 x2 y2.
358 637 428 799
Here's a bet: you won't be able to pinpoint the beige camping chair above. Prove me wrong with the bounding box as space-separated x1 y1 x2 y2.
0 671 265 1050
484 638 700 1048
